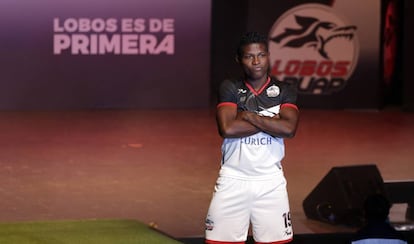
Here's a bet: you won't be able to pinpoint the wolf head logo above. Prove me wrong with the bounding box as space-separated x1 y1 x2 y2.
268 3 359 95
270 15 356 59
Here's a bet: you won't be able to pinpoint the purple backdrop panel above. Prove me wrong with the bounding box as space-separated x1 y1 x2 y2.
0 0 211 109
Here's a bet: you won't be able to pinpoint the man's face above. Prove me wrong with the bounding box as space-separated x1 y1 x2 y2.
239 43 270 81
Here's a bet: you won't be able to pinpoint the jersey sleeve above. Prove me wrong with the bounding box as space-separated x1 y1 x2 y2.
280 82 298 106
217 79 238 105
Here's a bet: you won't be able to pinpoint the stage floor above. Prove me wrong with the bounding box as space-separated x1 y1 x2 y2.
0 108 413 238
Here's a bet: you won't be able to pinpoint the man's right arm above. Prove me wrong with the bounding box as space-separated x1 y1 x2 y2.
216 104 260 138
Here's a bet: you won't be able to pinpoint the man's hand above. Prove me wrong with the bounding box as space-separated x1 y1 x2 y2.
240 106 298 138
237 110 256 121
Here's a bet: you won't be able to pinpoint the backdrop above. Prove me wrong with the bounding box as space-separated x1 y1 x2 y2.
0 0 211 110
211 0 382 109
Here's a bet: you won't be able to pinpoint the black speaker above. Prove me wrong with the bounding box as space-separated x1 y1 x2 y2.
303 164 386 227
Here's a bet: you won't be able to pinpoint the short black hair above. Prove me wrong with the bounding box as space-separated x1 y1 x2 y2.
236 31 269 59
363 194 391 222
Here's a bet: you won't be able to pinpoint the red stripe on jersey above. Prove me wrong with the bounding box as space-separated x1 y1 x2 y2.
281 103 298 111
217 102 237 108
244 77 271 96
205 240 245 244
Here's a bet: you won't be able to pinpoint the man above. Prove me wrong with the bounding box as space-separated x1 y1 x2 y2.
205 32 299 244
351 194 408 244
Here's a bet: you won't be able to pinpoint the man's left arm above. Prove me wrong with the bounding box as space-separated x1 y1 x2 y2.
239 104 299 138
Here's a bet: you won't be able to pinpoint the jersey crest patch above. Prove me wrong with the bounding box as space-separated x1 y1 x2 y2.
266 85 280 97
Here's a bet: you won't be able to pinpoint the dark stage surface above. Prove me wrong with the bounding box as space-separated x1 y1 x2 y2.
0 108 413 239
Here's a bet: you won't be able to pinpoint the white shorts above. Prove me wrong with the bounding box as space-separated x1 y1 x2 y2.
205 175 293 243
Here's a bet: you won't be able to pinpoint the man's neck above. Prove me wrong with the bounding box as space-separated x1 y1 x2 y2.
246 76 269 91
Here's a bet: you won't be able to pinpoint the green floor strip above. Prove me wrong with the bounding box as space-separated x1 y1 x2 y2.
0 219 183 244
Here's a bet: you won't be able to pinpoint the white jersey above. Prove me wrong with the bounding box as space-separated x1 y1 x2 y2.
220 131 285 180
217 77 298 179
